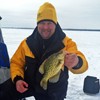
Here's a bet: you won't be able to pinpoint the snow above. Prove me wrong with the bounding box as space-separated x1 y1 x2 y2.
2 28 100 100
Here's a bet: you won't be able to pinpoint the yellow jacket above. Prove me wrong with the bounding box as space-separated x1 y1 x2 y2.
10 31 88 83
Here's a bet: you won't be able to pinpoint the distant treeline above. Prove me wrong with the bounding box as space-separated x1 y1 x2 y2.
63 28 100 32
2 27 100 32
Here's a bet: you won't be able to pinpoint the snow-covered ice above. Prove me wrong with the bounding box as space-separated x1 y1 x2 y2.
2 28 100 100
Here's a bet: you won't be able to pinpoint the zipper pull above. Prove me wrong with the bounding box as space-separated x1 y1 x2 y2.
43 41 45 49
43 44 45 49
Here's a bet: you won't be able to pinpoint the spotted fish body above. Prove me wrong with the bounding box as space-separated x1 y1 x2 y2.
39 51 66 90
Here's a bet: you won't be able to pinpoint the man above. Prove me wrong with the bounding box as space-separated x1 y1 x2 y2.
0 2 88 100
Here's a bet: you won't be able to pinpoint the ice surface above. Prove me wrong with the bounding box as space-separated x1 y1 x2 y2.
2 28 100 100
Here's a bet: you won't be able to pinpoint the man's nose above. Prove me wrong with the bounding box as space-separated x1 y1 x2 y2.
43 24 49 29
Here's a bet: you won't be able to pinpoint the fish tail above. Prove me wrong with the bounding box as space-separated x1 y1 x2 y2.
40 78 47 90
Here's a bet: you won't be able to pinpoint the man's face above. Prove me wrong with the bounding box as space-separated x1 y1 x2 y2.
38 21 56 39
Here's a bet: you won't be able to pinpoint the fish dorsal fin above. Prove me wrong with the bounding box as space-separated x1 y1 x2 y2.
49 70 61 83
39 59 47 74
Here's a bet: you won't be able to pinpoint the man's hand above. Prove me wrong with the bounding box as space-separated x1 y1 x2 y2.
64 52 79 68
16 80 28 93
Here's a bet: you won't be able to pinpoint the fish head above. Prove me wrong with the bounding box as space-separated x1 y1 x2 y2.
56 50 66 60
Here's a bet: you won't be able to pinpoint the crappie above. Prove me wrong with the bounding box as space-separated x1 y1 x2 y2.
39 50 66 90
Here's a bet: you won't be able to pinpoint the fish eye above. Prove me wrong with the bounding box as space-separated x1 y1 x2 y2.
59 51 63 54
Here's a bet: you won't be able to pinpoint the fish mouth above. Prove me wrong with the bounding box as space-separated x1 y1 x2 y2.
61 50 68 55
58 50 67 56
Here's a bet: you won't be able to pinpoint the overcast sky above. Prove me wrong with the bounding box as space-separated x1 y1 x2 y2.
0 0 100 29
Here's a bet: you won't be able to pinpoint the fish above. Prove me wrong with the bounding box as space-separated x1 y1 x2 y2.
39 50 67 90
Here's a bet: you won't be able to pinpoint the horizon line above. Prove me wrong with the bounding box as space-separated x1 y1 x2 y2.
2 27 100 32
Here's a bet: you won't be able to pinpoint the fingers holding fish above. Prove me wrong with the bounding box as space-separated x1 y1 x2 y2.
64 53 79 68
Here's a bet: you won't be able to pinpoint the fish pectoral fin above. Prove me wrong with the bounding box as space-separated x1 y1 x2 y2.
39 59 47 74
57 60 64 71
49 70 61 83
55 60 61 68
56 60 64 67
